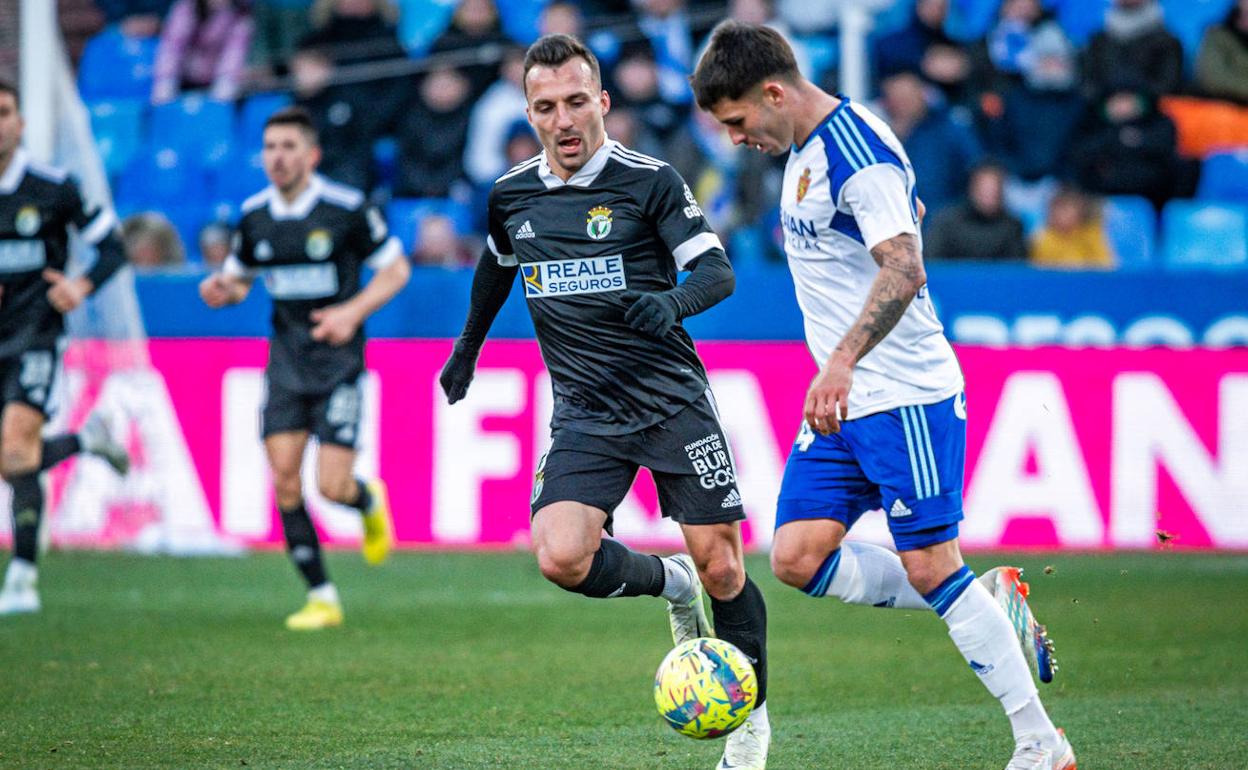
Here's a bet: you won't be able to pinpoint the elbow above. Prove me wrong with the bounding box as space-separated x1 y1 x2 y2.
909 264 927 295
721 271 736 300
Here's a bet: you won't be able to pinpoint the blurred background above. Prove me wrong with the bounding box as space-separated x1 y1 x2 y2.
1 0 1245 554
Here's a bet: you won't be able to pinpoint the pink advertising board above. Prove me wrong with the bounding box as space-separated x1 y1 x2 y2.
24 340 1248 552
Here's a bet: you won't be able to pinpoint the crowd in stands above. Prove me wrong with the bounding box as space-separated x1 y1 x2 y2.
17 0 1248 271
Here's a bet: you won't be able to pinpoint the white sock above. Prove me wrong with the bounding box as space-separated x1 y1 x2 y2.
824 542 928 609
659 556 694 602
4 558 37 589
942 581 1057 744
747 700 769 729
308 583 340 605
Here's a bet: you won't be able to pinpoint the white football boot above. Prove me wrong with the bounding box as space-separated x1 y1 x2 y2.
978 566 1058 683
664 553 712 644
80 412 130 476
1006 729 1076 770
717 702 770 770
0 560 41 616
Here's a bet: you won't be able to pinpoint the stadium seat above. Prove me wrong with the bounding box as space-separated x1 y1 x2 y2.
88 99 146 176
1161 0 1234 65
1161 200 1248 269
1052 0 1111 45
1103 196 1157 270
496 0 544 45
1159 97 1248 158
1197 150 1248 204
78 27 158 101
150 95 235 169
114 148 206 216
208 149 269 212
386 197 473 255
396 0 457 54
238 92 293 148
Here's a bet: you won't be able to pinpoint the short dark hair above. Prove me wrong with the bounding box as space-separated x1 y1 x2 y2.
691 21 800 110
263 106 318 144
523 34 601 94
0 78 18 106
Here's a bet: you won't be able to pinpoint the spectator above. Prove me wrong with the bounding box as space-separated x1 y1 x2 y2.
122 212 186 269
410 213 475 268
926 163 1027 261
393 66 473 198
197 222 232 267
875 0 973 106
1084 0 1183 100
96 0 175 36
429 0 509 102
1070 81 1179 207
636 0 701 105
610 52 689 148
539 1 583 37
1029 187 1113 269
248 0 314 80
300 0 403 66
724 0 815 81
1196 0 1248 104
980 5 1085 181
463 45 527 187
880 71 982 215
151 0 253 104
502 121 540 167
776 0 838 36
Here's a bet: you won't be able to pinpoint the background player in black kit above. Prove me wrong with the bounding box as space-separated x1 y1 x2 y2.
0 80 131 616
199 108 410 631
439 36 771 769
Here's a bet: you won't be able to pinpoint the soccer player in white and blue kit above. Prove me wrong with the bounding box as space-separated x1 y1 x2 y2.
693 23 1075 770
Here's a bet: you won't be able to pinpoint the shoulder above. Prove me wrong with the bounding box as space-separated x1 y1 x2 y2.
490 154 543 210
25 159 70 186
317 178 366 212
494 154 542 188
240 188 272 216
607 143 668 173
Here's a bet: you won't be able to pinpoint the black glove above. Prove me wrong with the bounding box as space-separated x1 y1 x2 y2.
439 342 479 404
622 291 679 338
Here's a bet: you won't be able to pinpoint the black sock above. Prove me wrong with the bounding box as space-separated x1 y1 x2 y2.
10 473 43 564
710 575 768 705
568 537 665 598
345 478 372 514
39 435 82 472
279 502 328 588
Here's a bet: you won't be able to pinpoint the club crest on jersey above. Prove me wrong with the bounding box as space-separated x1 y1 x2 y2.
15 206 40 237
255 240 274 261
586 205 613 240
305 228 333 260
796 168 812 203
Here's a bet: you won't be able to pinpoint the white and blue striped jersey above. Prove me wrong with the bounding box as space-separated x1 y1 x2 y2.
781 96 963 419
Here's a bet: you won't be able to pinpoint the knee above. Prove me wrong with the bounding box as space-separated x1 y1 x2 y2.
535 543 593 588
0 449 37 480
770 545 819 589
271 471 303 510
699 554 745 600
904 562 945 596
317 475 356 506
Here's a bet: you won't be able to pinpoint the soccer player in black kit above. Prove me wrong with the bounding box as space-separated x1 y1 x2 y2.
440 36 771 768
199 108 410 630
0 81 131 616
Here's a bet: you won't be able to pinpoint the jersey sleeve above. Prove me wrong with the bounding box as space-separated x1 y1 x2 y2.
222 223 258 278
645 164 724 270
351 203 403 270
63 178 119 246
485 186 516 267
840 164 918 252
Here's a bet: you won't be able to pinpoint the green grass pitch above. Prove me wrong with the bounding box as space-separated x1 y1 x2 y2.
1 551 1245 768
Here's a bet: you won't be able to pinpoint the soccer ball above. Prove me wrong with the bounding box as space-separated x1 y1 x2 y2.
653 637 757 739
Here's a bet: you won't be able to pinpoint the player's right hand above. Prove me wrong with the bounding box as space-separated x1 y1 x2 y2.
805 354 853 435
198 274 232 308
439 343 478 404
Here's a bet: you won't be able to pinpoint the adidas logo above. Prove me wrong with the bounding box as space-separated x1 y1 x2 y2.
721 489 743 509
889 499 912 518
969 659 995 676
515 220 535 240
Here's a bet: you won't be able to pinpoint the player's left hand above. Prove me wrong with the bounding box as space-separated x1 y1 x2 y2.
43 269 92 313
805 354 853 435
309 304 361 346
622 291 679 338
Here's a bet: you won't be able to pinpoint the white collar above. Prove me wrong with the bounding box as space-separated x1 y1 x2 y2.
538 137 616 190
0 147 29 194
268 174 325 220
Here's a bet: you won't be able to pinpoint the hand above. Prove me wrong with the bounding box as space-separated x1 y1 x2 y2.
621 291 679 338
804 353 853 435
198 273 234 308
439 343 479 404
43 269 92 313
309 303 362 346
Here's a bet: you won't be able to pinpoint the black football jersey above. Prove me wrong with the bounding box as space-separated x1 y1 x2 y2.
488 140 728 436
0 149 119 357
226 175 400 394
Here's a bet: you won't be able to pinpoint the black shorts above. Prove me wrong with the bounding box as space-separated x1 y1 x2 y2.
260 372 364 448
531 392 746 533
0 335 64 417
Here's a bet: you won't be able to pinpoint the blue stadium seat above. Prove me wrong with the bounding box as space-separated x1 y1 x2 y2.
1161 0 1234 63
78 27 158 101
208 149 269 213
945 0 1000 42
1052 0 1111 45
1103 196 1157 270
396 0 457 54
114 148 206 216
89 99 146 176
386 197 472 254
1161 200 1248 269
497 0 544 45
238 92 293 148
1197 150 1248 204
150 95 236 169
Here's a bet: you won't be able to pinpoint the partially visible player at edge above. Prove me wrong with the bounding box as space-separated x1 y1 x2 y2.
692 23 1075 770
199 107 408 630
439 35 771 770
0 80 131 616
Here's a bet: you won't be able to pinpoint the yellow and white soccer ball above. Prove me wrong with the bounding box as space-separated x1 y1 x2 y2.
653 637 757 739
